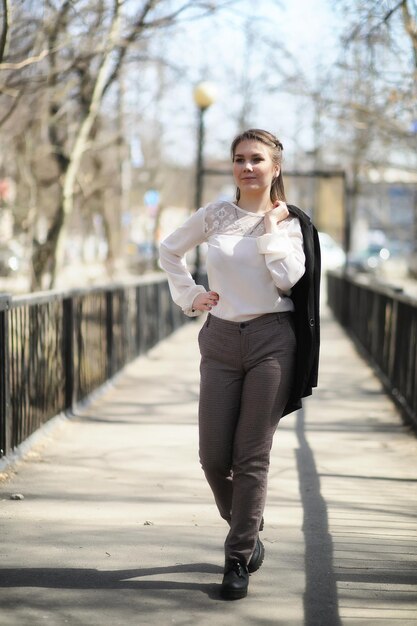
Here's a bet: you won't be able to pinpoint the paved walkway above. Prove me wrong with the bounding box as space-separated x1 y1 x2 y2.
0 305 416 626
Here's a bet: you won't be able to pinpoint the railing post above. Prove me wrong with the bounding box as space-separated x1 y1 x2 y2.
0 295 11 458
157 280 164 342
63 296 74 413
106 290 114 379
154 282 161 345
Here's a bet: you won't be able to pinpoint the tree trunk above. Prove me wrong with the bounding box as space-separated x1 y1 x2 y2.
54 6 121 279
30 2 122 289
31 204 64 290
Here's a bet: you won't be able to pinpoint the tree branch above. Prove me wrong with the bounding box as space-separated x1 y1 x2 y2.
345 0 404 43
61 0 123 215
0 87 22 125
0 49 49 70
382 0 405 25
140 0 214 29
0 0 9 63
47 0 74 172
101 0 237 97
401 0 417 68
102 0 157 96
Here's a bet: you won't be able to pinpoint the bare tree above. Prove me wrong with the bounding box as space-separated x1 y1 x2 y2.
321 0 417 254
1 0 236 289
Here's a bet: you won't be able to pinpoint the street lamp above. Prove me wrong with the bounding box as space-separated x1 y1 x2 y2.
193 81 216 283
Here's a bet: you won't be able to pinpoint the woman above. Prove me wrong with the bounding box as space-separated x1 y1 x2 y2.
159 129 306 600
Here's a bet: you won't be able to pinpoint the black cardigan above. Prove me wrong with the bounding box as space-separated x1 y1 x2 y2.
282 205 321 416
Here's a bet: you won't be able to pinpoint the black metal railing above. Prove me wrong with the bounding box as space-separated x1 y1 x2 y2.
0 275 186 458
327 271 417 429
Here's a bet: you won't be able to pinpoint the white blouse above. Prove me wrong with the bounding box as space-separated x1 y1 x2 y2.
159 200 306 322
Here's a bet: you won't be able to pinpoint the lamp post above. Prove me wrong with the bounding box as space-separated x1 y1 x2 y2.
193 81 216 283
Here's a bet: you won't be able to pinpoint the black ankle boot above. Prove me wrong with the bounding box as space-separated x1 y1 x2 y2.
248 537 265 573
221 559 249 600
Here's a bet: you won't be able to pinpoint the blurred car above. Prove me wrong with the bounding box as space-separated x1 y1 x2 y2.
347 243 389 273
0 243 21 276
379 240 413 280
318 232 346 272
348 241 412 279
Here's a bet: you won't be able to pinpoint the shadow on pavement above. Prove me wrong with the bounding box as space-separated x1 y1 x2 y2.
295 407 342 626
0 562 223 599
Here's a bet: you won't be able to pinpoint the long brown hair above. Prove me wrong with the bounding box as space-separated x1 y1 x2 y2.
230 129 286 203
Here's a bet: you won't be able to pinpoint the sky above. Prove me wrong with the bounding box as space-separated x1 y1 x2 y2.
122 0 346 167
119 0 417 182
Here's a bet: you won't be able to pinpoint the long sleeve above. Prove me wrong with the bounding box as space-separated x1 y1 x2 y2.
256 216 305 292
159 207 207 316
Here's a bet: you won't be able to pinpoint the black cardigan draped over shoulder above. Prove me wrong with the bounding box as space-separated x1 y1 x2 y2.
282 205 321 417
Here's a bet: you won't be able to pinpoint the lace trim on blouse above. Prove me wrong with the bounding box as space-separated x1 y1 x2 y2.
204 201 266 238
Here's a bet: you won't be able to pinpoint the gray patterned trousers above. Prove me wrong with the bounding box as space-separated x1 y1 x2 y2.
198 311 296 565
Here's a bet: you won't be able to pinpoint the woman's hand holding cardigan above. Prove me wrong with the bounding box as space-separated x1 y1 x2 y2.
264 201 289 234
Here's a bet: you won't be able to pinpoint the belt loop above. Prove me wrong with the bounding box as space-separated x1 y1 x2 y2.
276 312 282 324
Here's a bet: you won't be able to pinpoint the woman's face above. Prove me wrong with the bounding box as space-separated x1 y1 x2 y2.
232 139 279 197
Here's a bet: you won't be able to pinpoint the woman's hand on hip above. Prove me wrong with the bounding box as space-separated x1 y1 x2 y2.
264 201 289 234
192 291 219 312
